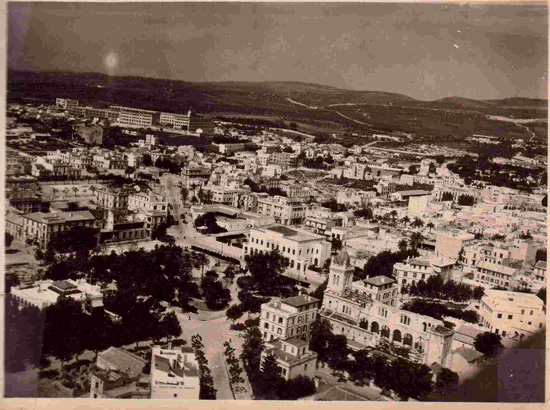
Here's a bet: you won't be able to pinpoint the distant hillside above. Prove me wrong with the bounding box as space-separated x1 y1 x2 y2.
7 69 547 141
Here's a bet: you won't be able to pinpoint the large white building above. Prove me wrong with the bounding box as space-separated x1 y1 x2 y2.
392 255 455 288
242 224 332 273
320 250 456 367
477 289 545 340
435 229 476 260
11 279 103 313
256 195 306 225
259 295 320 381
150 346 200 400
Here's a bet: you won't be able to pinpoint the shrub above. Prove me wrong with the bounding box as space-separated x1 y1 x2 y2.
172 338 187 347
244 318 260 328
230 323 247 331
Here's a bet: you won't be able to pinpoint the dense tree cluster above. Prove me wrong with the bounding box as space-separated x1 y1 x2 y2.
244 249 299 297
360 249 419 280
457 194 475 206
402 299 479 324
243 178 287 197
191 335 217 399
223 340 245 392
447 155 543 192
310 318 436 401
154 157 183 174
320 198 348 213
347 350 434 400
201 273 231 310
240 327 316 400
407 275 484 303
535 248 546 262
6 293 182 373
194 212 228 235
473 332 503 357
354 206 373 220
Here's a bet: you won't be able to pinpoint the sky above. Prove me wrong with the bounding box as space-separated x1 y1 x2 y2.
8 2 549 100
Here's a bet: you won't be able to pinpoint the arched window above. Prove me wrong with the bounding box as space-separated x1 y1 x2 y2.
403 333 413 346
371 322 380 334
381 326 390 338
297 263 301 271
422 322 427 332
393 329 402 343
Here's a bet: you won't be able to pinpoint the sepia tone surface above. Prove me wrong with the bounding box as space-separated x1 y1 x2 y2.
3 1 547 404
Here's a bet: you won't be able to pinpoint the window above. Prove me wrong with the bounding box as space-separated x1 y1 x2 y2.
266 312 270 319
264 323 269 329
278 317 283 324
497 313 502 319
277 328 282 335
508 315 513 320
530 310 534 316
174 394 178 398
95 382 99 389
94 394 98 398
521 309 525 315
528 322 532 325
304 363 308 371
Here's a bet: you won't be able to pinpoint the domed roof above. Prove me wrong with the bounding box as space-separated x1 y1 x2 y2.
332 250 351 266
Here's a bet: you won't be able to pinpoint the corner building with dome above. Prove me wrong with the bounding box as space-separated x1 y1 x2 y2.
320 250 455 367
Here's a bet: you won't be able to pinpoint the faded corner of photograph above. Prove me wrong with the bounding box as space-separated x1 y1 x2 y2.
4 1 547 403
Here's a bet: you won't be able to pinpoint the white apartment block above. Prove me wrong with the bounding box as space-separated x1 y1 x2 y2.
256 195 306 225
435 229 476 260
150 346 200 400
259 295 320 381
478 289 545 339
160 112 191 129
260 295 321 342
243 224 332 272
118 111 153 127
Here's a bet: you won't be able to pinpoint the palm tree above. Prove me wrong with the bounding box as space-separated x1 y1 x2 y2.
190 196 198 205
72 187 78 197
426 222 435 233
180 187 189 206
51 187 58 199
401 216 410 227
410 232 424 250
412 217 424 230
390 210 398 222
398 239 408 254
193 253 209 278
66 201 80 211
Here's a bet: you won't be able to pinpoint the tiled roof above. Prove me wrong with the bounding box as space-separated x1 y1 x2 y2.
364 276 395 287
267 225 299 237
283 294 319 308
153 355 171 374
453 346 484 363
99 347 147 379
283 337 308 348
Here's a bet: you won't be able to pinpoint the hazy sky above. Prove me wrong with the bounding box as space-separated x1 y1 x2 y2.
8 2 549 100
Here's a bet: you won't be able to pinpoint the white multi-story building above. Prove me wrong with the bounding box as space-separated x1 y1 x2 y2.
256 196 306 225
242 224 332 272
11 279 103 313
477 289 545 339
435 229 476 260
259 295 320 381
150 346 200 400
260 295 321 342
118 111 153 127
320 251 455 367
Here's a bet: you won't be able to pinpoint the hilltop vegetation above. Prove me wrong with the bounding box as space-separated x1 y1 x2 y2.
7 69 547 142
